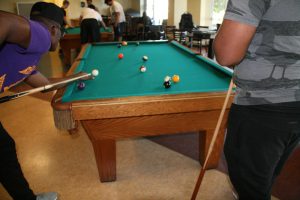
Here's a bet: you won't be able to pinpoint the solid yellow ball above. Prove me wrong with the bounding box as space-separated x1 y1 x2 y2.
172 75 180 83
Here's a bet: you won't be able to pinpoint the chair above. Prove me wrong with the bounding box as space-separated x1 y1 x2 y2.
164 25 176 40
190 26 211 55
179 12 194 32
173 29 187 44
147 25 165 40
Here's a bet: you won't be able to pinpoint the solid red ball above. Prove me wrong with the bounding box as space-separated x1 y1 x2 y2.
118 53 124 59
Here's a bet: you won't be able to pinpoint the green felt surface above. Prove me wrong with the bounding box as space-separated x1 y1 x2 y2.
62 41 232 103
65 27 112 34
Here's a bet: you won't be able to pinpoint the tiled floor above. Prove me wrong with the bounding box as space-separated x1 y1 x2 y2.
0 90 236 200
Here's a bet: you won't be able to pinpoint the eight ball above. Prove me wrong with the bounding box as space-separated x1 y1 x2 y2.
163 81 171 89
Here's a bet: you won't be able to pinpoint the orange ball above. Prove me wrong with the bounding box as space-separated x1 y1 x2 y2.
118 53 124 59
172 75 180 83
122 41 127 46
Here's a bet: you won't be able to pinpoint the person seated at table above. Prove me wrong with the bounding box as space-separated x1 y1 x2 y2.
79 4 107 44
141 11 152 33
61 0 73 28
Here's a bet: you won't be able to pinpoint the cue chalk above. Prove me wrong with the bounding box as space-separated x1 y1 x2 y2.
0 72 94 104
190 79 234 200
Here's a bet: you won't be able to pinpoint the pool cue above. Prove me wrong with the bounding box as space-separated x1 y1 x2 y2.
190 79 234 200
0 73 93 104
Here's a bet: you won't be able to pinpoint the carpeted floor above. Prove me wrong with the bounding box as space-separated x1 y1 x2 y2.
1 46 298 200
6 74 300 200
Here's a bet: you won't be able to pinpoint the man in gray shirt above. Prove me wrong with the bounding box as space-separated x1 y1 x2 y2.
214 0 300 199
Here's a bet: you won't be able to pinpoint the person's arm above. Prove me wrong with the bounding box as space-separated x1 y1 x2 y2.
97 14 107 29
0 11 31 48
63 16 74 28
24 72 50 87
25 71 90 93
113 12 120 27
213 19 257 67
101 21 107 29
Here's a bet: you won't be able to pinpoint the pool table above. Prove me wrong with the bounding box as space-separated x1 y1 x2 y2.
60 26 114 66
52 40 234 182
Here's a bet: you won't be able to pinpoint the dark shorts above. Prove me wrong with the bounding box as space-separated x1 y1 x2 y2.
80 18 100 44
114 22 126 39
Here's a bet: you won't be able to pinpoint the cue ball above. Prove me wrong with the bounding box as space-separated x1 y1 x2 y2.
139 65 146 72
118 53 124 59
77 82 86 90
142 56 148 61
92 69 99 77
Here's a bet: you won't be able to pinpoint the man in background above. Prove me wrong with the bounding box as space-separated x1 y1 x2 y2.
61 0 73 28
105 0 126 41
86 0 99 12
80 4 107 44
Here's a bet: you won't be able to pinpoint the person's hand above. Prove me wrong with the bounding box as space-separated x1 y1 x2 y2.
76 71 92 80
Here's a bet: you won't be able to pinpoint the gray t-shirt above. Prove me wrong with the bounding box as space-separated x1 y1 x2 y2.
224 0 300 105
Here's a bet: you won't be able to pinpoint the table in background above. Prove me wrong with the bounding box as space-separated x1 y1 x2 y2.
187 28 217 59
52 40 233 182
60 27 114 66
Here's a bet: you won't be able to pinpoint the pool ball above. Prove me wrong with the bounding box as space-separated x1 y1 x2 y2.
136 42 140 46
139 65 146 72
142 56 148 61
77 82 86 90
118 43 122 48
163 81 171 89
172 75 180 83
164 76 171 82
92 69 99 77
118 53 124 59
122 41 127 46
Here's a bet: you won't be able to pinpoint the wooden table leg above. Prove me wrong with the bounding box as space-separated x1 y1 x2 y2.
92 139 117 182
62 48 71 66
208 38 214 59
199 128 225 169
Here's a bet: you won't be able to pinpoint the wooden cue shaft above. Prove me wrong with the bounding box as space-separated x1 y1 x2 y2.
190 79 234 200
0 73 92 103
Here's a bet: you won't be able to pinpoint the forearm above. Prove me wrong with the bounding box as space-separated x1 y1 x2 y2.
101 21 107 28
25 72 89 93
25 72 50 88
213 19 256 67
114 13 120 25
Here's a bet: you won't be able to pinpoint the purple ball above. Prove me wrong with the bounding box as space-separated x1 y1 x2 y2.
77 82 86 90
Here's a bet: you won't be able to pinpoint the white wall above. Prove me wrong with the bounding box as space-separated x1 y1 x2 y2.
200 0 214 26
173 0 187 28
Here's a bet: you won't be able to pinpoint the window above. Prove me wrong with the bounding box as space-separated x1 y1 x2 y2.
212 0 228 25
146 0 168 25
